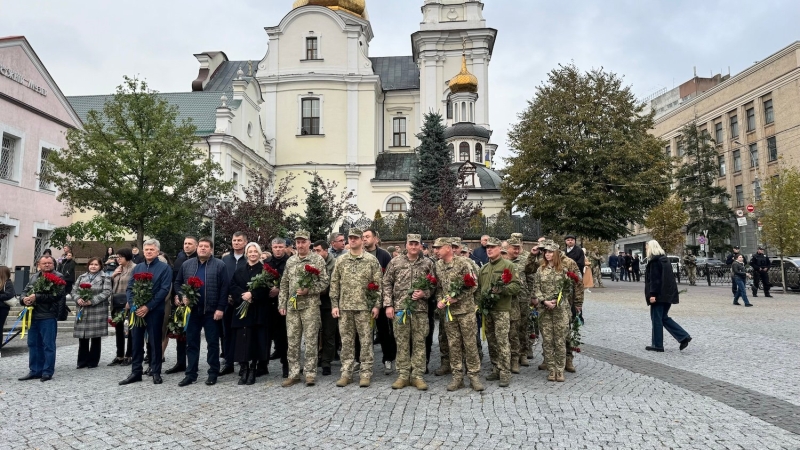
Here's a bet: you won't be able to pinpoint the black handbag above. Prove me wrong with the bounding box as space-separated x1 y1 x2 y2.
111 293 128 309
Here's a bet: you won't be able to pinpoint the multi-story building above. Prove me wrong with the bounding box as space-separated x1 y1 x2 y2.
0 36 80 271
618 41 800 257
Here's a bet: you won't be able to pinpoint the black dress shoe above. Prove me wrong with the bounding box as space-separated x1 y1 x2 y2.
255 367 269 377
745 303 753 307
164 365 186 375
152 375 163 384
119 374 143 385
322 367 332 376
144 366 152 376
205 377 217 386
270 351 280 360
107 357 123 367
282 364 289 379
645 346 665 352
219 365 235 376
765 295 773 298
679 337 692 351
76 365 87 369
178 377 195 387
40 375 52 382
18 373 41 381
733 302 741 305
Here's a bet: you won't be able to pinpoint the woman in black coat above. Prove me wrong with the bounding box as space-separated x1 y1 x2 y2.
0 266 15 333
229 242 271 385
644 240 692 352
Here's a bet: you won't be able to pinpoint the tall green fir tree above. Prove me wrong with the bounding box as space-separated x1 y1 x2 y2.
674 122 732 254
410 111 451 210
301 172 332 241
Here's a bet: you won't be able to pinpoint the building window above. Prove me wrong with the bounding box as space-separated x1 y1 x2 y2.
764 99 774 124
749 143 758 168
0 225 10 266
448 143 454 162
306 37 318 60
301 98 320 135
677 140 684 157
386 196 407 212
767 136 778 162
446 98 452 119
733 149 741 172
33 229 51 266
665 145 671 158
475 143 483 163
735 184 744 207
746 107 756 132
714 122 723 144
718 155 726 176
38 148 55 191
459 142 470 162
730 114 739 138
753 180 762 202
393 117 407 147
0 134 18 181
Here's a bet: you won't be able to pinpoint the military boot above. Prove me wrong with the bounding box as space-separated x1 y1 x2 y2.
467 374 485 392
281 377 301 388
547 369 556 382
538 361 548 371
391 377 410 390
555 370 565 382
359 376 371 388
434 365 451 376
446 375 464 391
510 359 521 374
410 377 428 391
565 356 576 373
335 376 351 387
519 355 530 367
499 373 511 388
485 368 500 381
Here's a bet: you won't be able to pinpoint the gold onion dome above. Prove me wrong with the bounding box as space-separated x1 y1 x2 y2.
292 0 366 18
449 54 478 94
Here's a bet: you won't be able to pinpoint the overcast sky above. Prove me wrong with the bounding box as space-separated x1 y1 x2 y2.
3 0 798 167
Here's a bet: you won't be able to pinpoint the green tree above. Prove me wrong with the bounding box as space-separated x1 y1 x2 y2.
391 213 407 239
42 76 232 248
410 111 451 210
674 122 732 255
50 216 127 250
644 195 689 254
372 210 385 235
757 166 800 291
503 64 670 241
299 171 362 241
491 210 514 237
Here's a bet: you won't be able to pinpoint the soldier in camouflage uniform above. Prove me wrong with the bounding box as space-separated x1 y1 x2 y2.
523 242 544 359
533 241 574 382
478 237 521 387
561 248 584 373
684 250 697 286
451 238 483 362
330 228 383 388
433 238 483 392
589 250 604 288
383 234 434 391
507 236 529 369
279 230 330 387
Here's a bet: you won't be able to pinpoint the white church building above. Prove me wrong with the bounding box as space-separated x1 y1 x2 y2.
69 0 505 218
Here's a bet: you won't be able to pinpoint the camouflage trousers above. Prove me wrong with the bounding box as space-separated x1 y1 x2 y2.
394 312 429 380
592 266 603 287
444 312 481 376
540 305 570 371
339 310 374 380
287 306 321 380
484 310 511 376
517 301 531 357
687 266 697 285
438 310 450 369
507 302 520 362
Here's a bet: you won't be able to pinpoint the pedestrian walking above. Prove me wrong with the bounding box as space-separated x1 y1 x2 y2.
608 252 619 282
644 240 691 353
749 247 772 297
731 255 753 307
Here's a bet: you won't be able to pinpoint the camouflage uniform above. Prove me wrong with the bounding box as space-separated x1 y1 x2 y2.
590 251 603 287
534 264 572 377
560 253 584 369
508 236 529 366
279 249 330 381
330 246 382 382
434 243 479 386
684 253 697 286
524 251 544 350
383 249 434 382
477 245 521 384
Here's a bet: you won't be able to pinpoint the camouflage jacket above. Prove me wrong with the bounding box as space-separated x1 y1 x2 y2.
510 256 529 304
382 255 434 311
477 257 521 312
279 252 330 311
330 251 382 311
524 253 543 300
434 256 478 316
683 255 697 267
533 265 573 313
560 255 585 308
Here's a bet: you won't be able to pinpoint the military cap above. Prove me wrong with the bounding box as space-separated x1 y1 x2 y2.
507 236 522 246
733 245 740 249
461 245 470 252
294 229 311 240
510 233 524 239
565 234 577 240
433 237 451 248
485 237 502 247
407 233 421 243
544 241 560 252
500 247 508 254
450 237 462 247
386 246 396 254
537 240 548 249
348 227 363 238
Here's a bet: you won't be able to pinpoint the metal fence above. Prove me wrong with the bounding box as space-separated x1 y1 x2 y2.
676 264 800 290
338 213 541 242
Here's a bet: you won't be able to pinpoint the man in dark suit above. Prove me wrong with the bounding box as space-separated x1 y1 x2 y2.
220 232 248 375
164 236 198 375
608 252 619 282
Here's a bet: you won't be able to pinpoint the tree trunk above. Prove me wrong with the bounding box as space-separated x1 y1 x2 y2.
137 225 144 251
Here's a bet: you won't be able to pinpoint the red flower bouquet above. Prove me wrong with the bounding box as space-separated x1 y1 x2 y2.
75 282 94 321
557 270 580 307
247 264 280 291
175 276 203 331
129 272 153 327
397 274 437 324
286 264 321 311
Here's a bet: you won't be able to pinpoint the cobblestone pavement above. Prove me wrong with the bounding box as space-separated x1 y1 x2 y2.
0 283 798 449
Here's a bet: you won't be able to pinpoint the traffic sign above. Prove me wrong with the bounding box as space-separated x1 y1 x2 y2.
698 236 706 244
736 209 744 217
746 204 755 213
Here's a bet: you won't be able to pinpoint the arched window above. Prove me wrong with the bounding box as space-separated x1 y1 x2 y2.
386 196 407 212
475 143 483 163
446 98 452 119
459 142 470 162
448 143 455 162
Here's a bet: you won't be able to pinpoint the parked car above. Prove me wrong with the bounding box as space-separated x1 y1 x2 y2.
691 257 725 277
768 257 800 290
600 263 612 278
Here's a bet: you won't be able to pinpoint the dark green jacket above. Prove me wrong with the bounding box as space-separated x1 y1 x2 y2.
477 257 521 312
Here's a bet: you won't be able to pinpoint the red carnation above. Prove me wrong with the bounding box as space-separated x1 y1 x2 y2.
567 271 580 284
304 265 321 276
79 283 93 289
367 282 380 292
264 265 280 278
501 268 513 284
186 276 204 289
463 273 476 288
43 272 67 286
133 272 154 282
426 274 438 285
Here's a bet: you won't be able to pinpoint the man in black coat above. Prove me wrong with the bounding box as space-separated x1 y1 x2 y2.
220 232 248 375
749 246 772 297
726 246 747 295
164 236 198 375
608 253 619 282
644 250 691 352
266 237 291 377
564 234 585 274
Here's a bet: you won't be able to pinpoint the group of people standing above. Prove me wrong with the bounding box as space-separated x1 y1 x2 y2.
608 251 642 282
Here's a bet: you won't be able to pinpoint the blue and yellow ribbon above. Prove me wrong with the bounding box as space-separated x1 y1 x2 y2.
76 308 83 322
183 307 191 331
8 307 34 341
443 299 453 322
396 309 410 325
556 288 563 307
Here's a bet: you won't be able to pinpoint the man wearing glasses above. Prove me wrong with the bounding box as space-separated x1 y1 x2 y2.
328 233 346 259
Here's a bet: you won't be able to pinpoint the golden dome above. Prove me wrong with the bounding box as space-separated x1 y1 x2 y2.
448 54 478 94
292 0 366 18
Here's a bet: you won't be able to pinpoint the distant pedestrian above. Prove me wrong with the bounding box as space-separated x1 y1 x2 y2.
749 247 772 298
608 253 619 282
632 255 641 282
644 240 691 353
731 255 753 307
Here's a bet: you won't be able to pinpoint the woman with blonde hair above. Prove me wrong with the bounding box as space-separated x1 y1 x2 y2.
644 240 691 352
534 241 573 382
